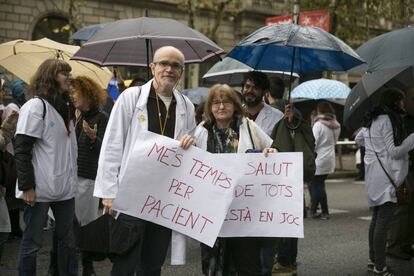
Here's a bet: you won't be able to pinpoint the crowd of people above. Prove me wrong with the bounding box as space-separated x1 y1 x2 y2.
0 45 413 276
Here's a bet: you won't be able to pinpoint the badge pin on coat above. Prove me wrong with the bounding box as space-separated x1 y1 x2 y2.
138 114 145 122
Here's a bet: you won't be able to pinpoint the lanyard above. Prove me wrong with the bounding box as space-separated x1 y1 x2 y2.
155 93 170 135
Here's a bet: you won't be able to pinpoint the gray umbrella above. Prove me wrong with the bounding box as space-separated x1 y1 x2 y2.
343 66 413 132
202 57 298 86
71 17 223 67
355 26 414 72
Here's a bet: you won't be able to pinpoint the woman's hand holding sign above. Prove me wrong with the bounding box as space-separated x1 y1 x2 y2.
263 147 278 157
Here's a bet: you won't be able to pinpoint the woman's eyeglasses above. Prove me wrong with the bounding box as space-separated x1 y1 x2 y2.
212 99 233 108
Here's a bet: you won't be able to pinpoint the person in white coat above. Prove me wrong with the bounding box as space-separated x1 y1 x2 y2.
93 46 196 276
355 88 414 275
193 84 272 276
14 59 78 275
241 72 283 136
310 101 340 220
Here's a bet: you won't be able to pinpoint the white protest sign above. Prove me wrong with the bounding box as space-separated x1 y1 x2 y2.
219 152 304 238
112 131 237 247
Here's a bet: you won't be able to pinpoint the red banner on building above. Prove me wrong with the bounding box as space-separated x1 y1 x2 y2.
266 10 330 32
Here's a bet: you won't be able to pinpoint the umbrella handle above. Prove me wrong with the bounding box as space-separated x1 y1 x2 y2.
288 47 296 102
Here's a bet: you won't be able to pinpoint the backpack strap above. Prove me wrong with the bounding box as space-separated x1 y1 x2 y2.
34 97 46 120
246 118 256 149
368 127 397 189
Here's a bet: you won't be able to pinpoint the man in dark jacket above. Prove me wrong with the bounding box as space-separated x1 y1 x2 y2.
387 87 414 260
405 88 414 256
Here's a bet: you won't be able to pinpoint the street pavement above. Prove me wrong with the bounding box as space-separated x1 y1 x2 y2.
1 178 413 275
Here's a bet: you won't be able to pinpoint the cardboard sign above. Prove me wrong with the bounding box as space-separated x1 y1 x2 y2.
112 131 237 247
112 131 304 246
218 153 304 238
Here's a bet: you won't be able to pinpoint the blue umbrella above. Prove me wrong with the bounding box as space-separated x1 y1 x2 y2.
291 78 350 100
228 23 364 73
227 23 364 99
70 23 110 42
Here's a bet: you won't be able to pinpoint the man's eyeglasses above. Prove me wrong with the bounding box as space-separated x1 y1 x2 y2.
153 61 184 71
212 99 233 108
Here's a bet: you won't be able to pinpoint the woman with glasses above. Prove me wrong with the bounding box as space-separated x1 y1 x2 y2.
194 84 272 276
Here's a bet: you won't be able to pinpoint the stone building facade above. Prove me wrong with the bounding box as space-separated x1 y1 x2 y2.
0 0 285 52
0 0 287 85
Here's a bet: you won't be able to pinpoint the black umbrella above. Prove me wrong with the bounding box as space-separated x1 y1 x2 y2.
343 66 414 133
71 17 223 68
355 26 414 73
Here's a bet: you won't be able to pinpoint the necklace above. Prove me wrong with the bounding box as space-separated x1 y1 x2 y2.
155 92 170 135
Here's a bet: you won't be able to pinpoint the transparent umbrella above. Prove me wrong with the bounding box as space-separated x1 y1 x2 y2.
202 57 298 86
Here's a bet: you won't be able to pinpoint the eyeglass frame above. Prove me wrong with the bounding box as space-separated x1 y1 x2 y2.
152 60 184 71
211 99 234 108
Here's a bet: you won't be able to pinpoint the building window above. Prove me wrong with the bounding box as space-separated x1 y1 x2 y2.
32 15 71 43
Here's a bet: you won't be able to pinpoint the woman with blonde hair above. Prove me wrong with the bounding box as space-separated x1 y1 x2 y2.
69 75 108 276
194 84 272 276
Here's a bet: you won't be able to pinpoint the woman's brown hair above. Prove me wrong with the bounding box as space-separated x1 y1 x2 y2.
317 100 335 115
71 76 107 109
30 59 72 98
203 84 244 125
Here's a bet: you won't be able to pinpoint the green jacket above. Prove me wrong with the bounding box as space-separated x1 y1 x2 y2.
270 117 316 182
